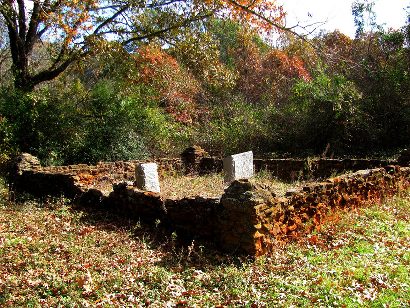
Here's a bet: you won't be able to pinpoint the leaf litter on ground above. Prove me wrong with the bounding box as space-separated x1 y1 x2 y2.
0 179 409 306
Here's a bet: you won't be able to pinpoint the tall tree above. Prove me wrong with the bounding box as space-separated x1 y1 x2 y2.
351 0 377 38
0 0 286 92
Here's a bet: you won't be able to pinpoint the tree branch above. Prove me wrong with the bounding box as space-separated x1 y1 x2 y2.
16 0 26 41
122 12 213 45
0 2 18 31
226 0 306 39
93 5 129 35
25 0 41 53
31 54 79 86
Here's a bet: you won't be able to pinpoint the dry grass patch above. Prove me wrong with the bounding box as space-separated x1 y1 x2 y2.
160 171 299 199
160 173 225 199
253 170 301 196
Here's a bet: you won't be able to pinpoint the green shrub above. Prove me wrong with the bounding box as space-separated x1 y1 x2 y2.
0 79 191 165
195 96 270 156
275 72 367 155
59 81 191 163
0 116 16 168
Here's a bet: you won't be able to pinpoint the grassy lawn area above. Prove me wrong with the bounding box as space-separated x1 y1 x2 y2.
0 179 409 307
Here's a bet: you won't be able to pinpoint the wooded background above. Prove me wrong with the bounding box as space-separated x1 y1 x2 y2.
0 0 409 165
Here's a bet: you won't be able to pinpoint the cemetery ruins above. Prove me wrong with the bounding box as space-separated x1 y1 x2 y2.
7 148 410 256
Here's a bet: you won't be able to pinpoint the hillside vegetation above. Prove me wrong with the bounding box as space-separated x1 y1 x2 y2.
1 3 409 165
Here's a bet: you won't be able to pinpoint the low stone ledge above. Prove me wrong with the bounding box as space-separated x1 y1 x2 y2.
76 183 222 242
164 197 220 240
217 166 410 256
105 183 165 222
7 153 410 257
13 170 83 199
6 153 397 187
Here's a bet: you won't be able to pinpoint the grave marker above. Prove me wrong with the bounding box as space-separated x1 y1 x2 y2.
135 163 161 193
223 151 254 183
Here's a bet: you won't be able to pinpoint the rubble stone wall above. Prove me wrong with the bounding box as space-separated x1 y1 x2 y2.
171 156 394 180
79 183 221 243
187 157 394 180
219 166 410 255
11 156 394 193
40 158 183 182
13 170 82 198
8 154 409 256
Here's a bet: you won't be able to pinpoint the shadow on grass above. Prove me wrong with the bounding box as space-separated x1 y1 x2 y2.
1 174 249 269
68 200 246 270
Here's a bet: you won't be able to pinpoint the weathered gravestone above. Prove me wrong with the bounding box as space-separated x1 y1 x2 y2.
135 163 161 193
223 151 254 184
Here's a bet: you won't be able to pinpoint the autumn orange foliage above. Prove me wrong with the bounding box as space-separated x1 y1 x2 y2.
133 45 203 124
233 34 311 104
265 50 311 81
40 0 97 47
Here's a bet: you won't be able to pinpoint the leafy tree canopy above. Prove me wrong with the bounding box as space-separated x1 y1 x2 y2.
0 0 286 91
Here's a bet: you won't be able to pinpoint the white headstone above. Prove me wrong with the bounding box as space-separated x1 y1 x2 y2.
223 151 254 183
135 163 161 193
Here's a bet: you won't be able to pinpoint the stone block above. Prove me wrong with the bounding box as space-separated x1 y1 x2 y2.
223 151 254 183
11 153 41 176
135 163 161 193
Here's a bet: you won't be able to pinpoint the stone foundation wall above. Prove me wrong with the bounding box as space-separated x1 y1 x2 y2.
40 158 183 183
219 166 410 255
12 156 395 190
11 158 183 197
7 154 409 256
182 156 394 180
253 158 394 181
12 170 82 198
76 183 221 243
186 157 395 180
